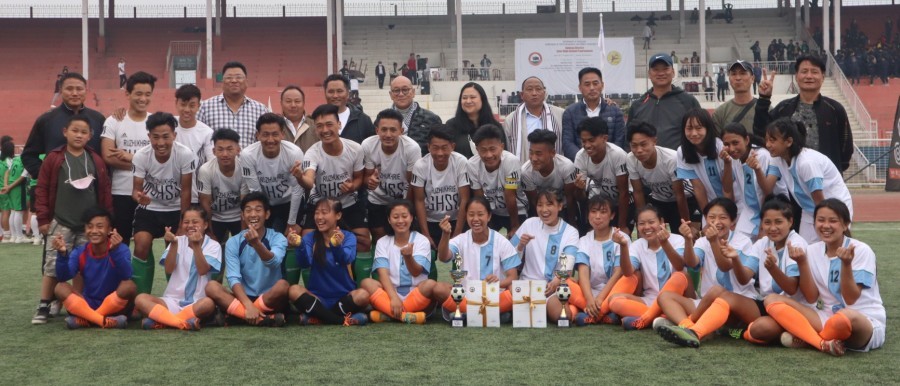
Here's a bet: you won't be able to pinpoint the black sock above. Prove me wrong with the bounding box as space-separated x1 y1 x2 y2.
292 293 344 325
331 294 364 315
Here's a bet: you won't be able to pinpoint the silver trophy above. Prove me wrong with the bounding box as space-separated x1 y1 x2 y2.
449 252 467 327
555 252 571 327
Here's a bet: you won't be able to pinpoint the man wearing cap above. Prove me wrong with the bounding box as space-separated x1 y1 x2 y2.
628 53 700 150
713 60 757 138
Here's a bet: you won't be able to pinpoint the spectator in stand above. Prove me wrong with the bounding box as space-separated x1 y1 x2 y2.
690 51 700 77
643 23 653 50
690 8 698 24
629 53 701 150
407 53 418 85
500 89 509 108
767 39 777 62
562 67 627 160
389 75 442 156
751 41 762 63
680 57 691 77
786 39 797 61
480 54 492 80
117 58 126 89
754 55 853 172
50 74 62 108
375 61 386 90
753 62 762 94
716 67 729 102
701 70 715 101
197 61 267 149
444 83 503 159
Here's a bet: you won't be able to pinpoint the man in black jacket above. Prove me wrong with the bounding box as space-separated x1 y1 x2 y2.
628 53 701 149
323 74 374 144
389 76 441 156
754 55 853 172
22 72 104 180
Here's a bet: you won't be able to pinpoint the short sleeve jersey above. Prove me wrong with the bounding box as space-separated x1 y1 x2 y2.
372 232 432 299
160 235 222 307
767 148 853 224
101 114 150 195
805 237 885 325
521 154 577 194
511 217 580 282
574 143 629 200
410 152 470 222
467 150 528 217
676 138 726 199
361 135 422 205
448 229 521 282
197 158 243 222
240 141 304 207
224 228 287 298
690 231 759 299
132 142 196 211
575 229 631 296
175 121 215 203
627 146 692 202
303 138 365 208
629 235 686 301
752 231 806 298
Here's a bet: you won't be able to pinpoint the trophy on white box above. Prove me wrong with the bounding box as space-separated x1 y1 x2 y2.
449 252 467 327
556 252 571 328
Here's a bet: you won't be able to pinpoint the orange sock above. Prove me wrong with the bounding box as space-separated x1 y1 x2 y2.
94 292 129 316
820 313 853 341
442 296 468 313
691 298 730 339
766 302 822 347
63 295 106 327
369 288 393 316
743 322 768 344
566 279 587 310
639 272 688 323
499 290 512 313
253 296 274 313
149 304 188 330
176 305 196 321
609 297 649 317
600 275 639 315
679 318 695 328
226 299 246 319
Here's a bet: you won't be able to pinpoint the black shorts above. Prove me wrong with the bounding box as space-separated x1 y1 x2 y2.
302 202 368 230
132 208 181 238
112 195 138 243
367 203 388 229
755 299 768 317
28 185 37 212
265 202 292 234
212 220 242 244
489 214 527 234
426 220 456 244
649 197 700 233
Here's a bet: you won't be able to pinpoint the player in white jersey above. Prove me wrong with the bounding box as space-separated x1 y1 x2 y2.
297 104 369 252
676 109 726 212
655 198 760 347
100 71 155 246
173 84 214 205
436 196 520 318
410 126 471 247
362 109 422 243
520 130 578 225
198 129 243 243
510 189 580 323
571 196 636 326
574 117 631 233
359 201 448 324
764 119 853 243
134 207 220 330
609 205 689 330
130 112 196 296
720 122 788 240
468 124 528 235
765 199 885 356
625 121 698 235
240 113 303 235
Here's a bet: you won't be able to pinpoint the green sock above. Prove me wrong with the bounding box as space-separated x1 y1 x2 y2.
131 250 155 295
354 250 374 287
428 251 438 281
284 248 301 285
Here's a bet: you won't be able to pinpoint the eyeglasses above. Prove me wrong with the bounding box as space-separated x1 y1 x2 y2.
223 75 246 82
391 88 413 95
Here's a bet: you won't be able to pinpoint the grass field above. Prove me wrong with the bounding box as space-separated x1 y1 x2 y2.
1 223 897 385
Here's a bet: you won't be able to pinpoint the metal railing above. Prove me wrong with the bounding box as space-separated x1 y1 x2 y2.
166 41 202 87
824 52 878 139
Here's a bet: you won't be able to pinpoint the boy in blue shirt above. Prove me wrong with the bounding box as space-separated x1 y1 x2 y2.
205 192 289 326
54 207 135 329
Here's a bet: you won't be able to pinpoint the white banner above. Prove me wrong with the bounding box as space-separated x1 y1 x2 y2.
515 38 635 96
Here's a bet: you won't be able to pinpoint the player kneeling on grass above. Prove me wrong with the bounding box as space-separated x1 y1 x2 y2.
135 206 221 330
287 198 370 326
764 199 885 356
54 207 135 329
655 198 759 347
572 196 637 326
205 192 289 327
360 200 448 324
436 196 520 322
510 188 580 323
608 205 688 330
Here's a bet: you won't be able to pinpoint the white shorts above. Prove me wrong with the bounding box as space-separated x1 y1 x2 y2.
799 220 819 244
850 316 886 352
162 297 188 314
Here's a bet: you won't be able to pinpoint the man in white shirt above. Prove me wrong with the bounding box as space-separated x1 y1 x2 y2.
198 128 244 243
173 84 214 204
101 71 156 247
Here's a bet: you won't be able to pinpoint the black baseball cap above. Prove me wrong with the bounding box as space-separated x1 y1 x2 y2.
728 60 753 72
648 53 673 67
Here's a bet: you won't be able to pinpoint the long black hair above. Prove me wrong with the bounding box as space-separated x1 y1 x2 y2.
312 198 346 267
384 199 418 236
453 82 500 134
680 108 719 164
813 198 853 238
0 136 14 161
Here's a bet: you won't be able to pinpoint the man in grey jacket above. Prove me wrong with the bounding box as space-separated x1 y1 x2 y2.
628 53 701 149
561 67 626 160
389 76 441 156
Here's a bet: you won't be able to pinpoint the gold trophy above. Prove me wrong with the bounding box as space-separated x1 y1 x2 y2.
555 252 571 327
449 252 468 327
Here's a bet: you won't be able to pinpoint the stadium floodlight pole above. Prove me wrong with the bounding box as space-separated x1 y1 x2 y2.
206 0 213 81
679 0 684 40
795 0 802 40
823 0 830 54
577 0 583 38
834 0 841 52
82 0 89 80
336 0 343 73
456 0 462 71
327 0 334 73
699 0 705 72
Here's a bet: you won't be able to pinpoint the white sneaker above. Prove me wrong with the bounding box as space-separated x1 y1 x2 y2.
780 332 808 348
1 237 12 244
652 316 675 331
14 236 30 244
49 300 61 317
33 236 43 246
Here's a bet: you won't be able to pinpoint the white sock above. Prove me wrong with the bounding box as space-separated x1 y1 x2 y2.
10 211 22 238
30 215 38 236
